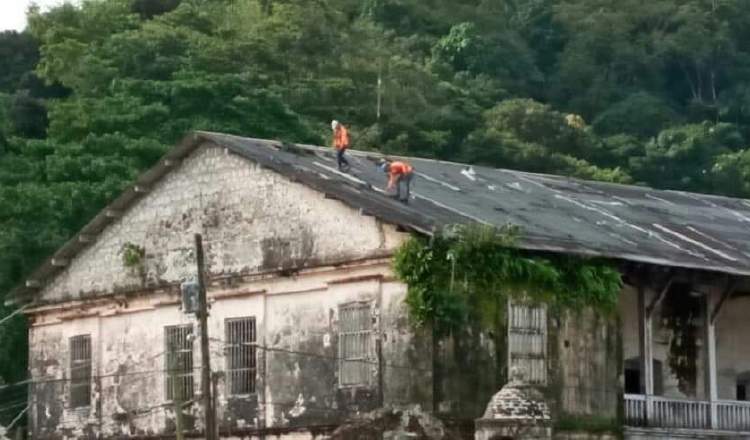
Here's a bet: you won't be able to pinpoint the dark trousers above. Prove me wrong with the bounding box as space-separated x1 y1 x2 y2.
396 173 413 201
336 148 350 170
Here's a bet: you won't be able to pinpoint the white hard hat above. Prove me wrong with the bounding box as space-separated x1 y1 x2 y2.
331 120 339 131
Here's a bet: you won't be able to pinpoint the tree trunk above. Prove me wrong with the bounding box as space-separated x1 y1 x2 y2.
681 62 699 101
696 60 704 103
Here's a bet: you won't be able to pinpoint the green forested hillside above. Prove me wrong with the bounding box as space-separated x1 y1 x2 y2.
1 0 750 388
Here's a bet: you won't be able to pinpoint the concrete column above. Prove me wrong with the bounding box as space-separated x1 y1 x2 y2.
705 291 718 429
638 285 654 423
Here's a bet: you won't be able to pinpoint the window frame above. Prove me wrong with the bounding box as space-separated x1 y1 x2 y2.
164 324 195 402
225 317 257 396
338 302 373 388
69 334 92 409
507 300 547 385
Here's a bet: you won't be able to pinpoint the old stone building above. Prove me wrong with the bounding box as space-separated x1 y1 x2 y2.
11 132 750 439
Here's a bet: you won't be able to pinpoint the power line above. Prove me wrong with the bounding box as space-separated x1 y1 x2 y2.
5 404 28 430
0 305 30 327
0 379 30 391
0 339 431 394
0 401 29 414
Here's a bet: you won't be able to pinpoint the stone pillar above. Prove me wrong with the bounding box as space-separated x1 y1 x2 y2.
475 368 552 440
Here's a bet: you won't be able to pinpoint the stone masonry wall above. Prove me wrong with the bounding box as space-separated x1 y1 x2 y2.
28 142 429 438
551 308 620 419
29 261 432 439
37 143 404 304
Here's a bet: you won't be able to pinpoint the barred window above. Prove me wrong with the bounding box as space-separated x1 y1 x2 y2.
165 325 194 401
70 335 91 408
338 303 372 387
226 317 256 395
508 301 547 385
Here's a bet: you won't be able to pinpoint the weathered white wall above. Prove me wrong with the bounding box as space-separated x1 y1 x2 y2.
28 142 423 438
380 279 433 407
554 308 619 418
29 257 425 438
30 286 207 437
29 314 103 438
38 144 402 304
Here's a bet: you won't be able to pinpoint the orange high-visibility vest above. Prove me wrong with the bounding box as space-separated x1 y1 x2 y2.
333 125 350 150
389 161 413 176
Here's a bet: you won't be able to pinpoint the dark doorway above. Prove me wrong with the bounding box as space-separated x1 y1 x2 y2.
625 367 641 394
736 371 750 401
624 357 663 395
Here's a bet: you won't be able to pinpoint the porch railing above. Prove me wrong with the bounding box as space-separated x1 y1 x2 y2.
716 400 750 431
624 394 750 432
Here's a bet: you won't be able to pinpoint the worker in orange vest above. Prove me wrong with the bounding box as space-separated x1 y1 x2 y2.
379 159 414 203
331 120 350 171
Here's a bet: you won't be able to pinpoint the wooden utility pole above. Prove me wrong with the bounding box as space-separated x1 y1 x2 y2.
212 372 221 440
195 234 216 440
169 357 184 440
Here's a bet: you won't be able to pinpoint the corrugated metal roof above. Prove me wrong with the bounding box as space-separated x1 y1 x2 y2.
11 131 750 302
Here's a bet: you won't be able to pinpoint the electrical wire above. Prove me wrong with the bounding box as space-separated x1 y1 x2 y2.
5 404 28 430
0 339 429 394
0 305 30 327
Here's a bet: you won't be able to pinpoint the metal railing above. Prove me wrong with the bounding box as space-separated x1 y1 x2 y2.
624 394 750 432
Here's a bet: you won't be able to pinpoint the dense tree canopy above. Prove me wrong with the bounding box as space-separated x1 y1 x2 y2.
3 0 750 399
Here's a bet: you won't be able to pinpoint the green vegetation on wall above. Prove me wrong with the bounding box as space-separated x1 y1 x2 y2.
393 225 622 337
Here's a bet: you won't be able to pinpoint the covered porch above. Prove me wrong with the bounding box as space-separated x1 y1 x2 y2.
620 269 750 433
624 394 750 431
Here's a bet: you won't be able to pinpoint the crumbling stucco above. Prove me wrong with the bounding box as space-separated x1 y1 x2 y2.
27 143 430 438
30 259 428 438
550 308 620 419
36 144 402 304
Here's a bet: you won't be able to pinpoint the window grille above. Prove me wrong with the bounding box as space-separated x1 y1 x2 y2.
508 301 547 385
70 335 91 408
338 303 372 387
226 317 256 395
165 325 194 401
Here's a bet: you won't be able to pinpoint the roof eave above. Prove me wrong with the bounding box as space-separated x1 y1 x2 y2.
7 132 210 304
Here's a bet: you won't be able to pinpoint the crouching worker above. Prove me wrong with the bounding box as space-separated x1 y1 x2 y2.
380 159 414 203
